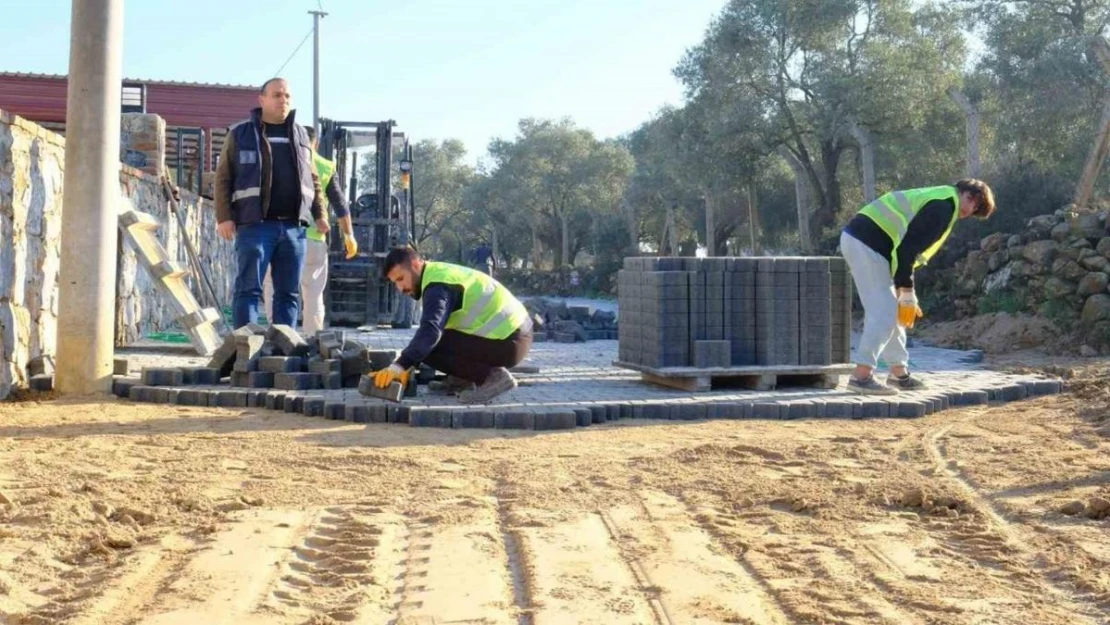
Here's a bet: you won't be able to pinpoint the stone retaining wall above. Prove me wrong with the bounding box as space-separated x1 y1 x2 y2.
1 109 233 399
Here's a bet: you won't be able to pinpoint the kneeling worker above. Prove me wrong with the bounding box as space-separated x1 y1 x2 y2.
369 246 533 404
841 179 995 395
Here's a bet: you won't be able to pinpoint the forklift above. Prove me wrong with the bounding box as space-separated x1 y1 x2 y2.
316 118 417 328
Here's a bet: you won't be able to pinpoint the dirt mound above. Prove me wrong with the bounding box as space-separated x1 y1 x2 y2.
918 312 1060 353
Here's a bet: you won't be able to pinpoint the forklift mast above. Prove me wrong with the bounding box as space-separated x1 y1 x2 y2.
316 118 416 328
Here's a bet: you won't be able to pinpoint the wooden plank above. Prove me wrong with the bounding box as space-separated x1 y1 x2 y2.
641 372 707 392
614 360 852 378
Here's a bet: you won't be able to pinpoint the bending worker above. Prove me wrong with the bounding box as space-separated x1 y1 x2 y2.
840 179 996 395
368 246 533 404
263 125 358 336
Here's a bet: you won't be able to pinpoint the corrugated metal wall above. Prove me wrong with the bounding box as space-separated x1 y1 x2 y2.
0 73 257 130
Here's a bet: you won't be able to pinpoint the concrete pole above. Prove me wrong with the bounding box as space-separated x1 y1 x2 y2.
309 10 327 133
56 0 124 395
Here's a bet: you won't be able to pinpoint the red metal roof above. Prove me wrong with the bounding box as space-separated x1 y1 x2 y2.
0 71 259 129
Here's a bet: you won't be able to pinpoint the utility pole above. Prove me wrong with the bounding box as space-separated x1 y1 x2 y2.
309 9 328 132
56 0 124 395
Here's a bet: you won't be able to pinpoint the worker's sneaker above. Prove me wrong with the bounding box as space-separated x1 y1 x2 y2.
458 368 517 404
886 373 926 391
428 375 475 395
846 375 899 396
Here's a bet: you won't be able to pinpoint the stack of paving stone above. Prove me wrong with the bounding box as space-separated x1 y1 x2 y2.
523 299 619 343
618 256 852 369
125 324 399 398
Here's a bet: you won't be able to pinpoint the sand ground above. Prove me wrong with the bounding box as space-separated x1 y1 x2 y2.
2 365 1109 625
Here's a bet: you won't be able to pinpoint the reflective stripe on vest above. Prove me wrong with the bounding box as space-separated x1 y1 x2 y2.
306 154 337 241
857 185 959 277
420 261 528 340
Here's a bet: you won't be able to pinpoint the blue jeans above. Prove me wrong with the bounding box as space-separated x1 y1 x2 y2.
233 220 306 328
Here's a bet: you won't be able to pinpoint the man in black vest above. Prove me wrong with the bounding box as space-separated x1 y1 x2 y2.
214 77 327 329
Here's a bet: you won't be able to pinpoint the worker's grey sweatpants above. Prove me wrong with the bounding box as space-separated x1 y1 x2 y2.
840 231 908 370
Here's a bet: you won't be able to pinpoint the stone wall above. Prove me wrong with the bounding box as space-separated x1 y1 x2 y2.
1 109 233 399
933 207 1110 353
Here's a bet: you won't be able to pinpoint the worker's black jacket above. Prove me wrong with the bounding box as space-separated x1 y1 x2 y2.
215 107 323 227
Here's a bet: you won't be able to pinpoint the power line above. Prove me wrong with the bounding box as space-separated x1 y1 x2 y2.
317 0 324 11
273 27 314 77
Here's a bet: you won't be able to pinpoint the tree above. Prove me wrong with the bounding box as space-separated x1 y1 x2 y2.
408 139 475 254
483 119 634 268
676 0 967 249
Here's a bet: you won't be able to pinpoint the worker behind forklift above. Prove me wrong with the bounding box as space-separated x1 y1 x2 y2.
262 126 359 336
369 246 533 404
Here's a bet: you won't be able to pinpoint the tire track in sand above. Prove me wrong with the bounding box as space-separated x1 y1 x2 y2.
926 424 1107 623
603 489 790 625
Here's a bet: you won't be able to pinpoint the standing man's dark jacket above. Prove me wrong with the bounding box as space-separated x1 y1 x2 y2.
214 107 324 226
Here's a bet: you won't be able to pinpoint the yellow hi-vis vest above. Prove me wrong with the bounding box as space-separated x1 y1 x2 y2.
306 153 337 242
857 185 960 277
420 261 529 340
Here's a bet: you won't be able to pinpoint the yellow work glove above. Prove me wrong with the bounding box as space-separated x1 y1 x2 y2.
343 232 358 259
372 364 410 389
897 290 924 329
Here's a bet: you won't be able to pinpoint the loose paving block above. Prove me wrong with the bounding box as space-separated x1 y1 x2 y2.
752 403 781 419
388 405 411 424
142 367 184 387
357 376 404 402
236 371 274 388
208 326 255 375
536 410 578 430
216 390 248 408
573 408 593 427
234 335 265 372
128 385 153 402
303 397 326 417
246 390 267 408
453 411 495 429
323 373 342 390
176 389 205 406
265 324 309 356
999 384 1026 402
28 374 53 392
112 377 141 398
785 402 816 420
410 408 453 428
264 391 287 410
366 350 400 371
859 401 888 418
1032 380 1063 395
324 402 346 420
259 357 304 374
895 401 927 418
308 358 342 374
113 358 130 376
494 410 535 430
274 372 321 391
345 404 372 423
180 367 221 385
589 405 607 424
955 390 989 405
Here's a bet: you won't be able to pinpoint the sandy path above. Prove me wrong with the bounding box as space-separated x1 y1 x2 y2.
2 371 1110 625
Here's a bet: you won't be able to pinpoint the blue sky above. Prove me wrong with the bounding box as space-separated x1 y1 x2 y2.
2 0 726 164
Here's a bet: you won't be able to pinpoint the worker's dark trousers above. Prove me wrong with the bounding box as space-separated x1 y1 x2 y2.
423 329 532 385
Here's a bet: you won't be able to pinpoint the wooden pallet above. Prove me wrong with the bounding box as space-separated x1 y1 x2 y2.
613 360 853 392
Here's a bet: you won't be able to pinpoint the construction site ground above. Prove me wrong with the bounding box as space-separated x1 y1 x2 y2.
2 330 1110 624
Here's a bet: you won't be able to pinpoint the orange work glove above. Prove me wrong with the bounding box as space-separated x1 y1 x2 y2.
372 364 410 389
897 290 924 328
343 233 358 259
